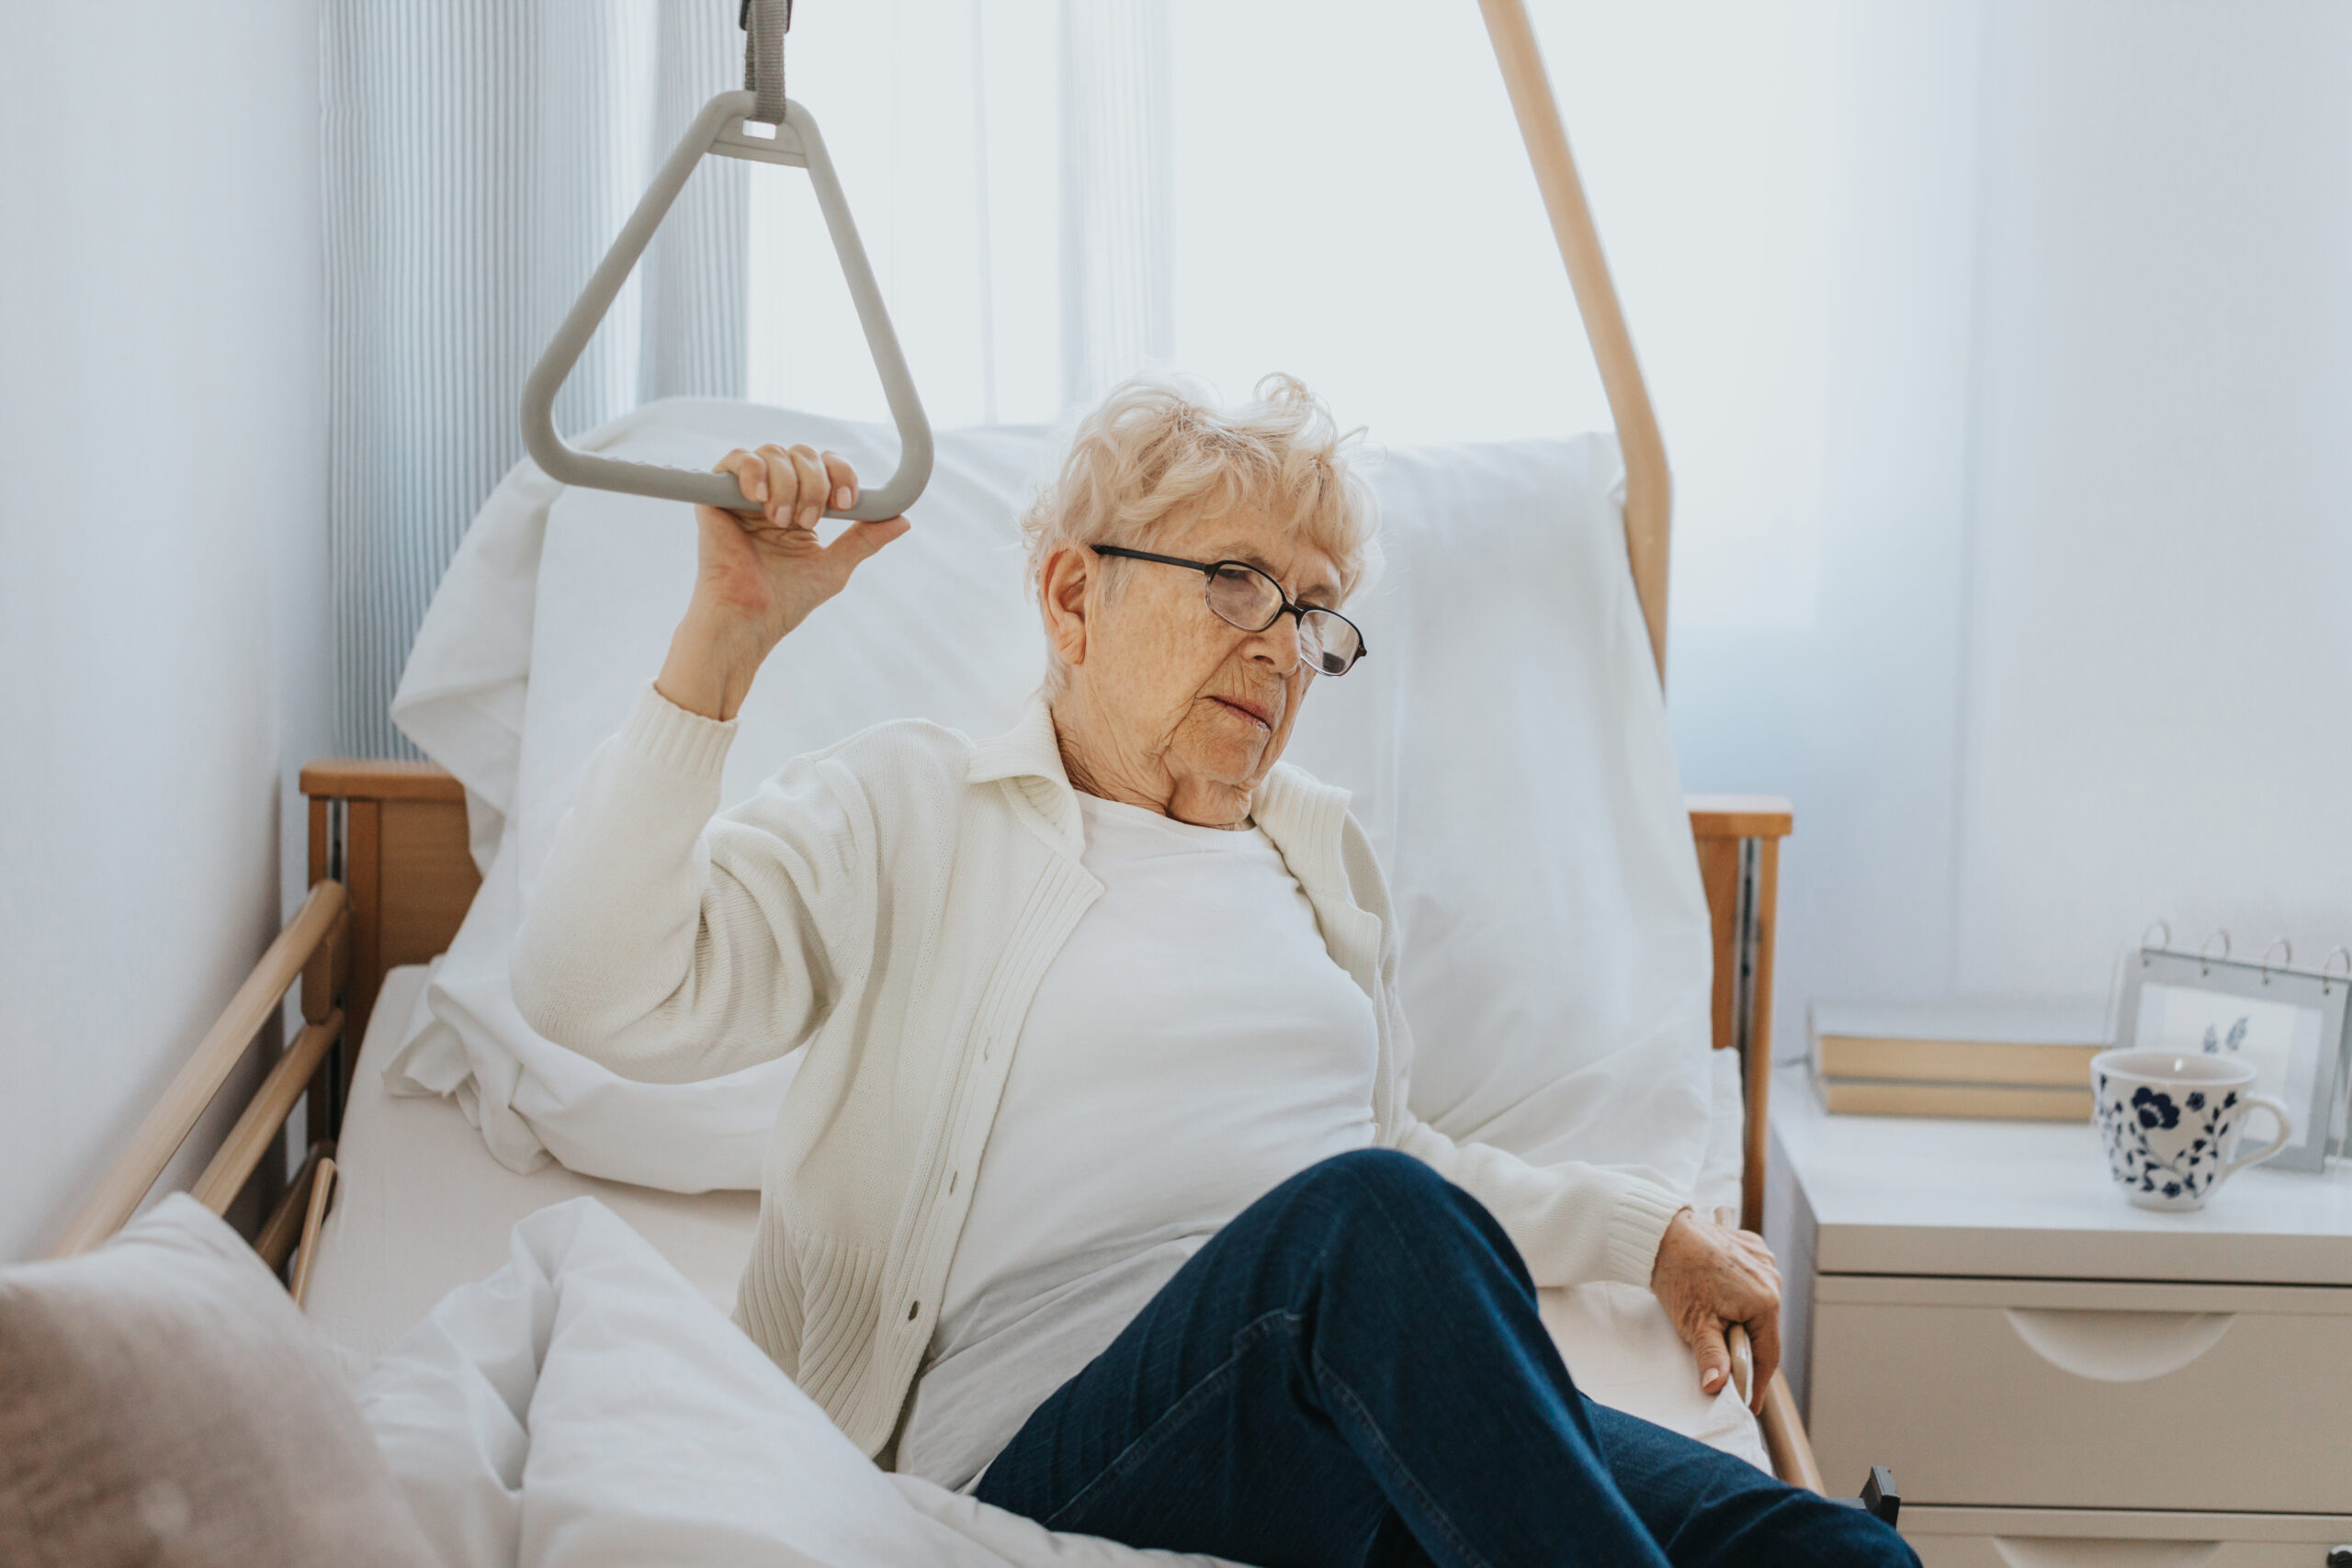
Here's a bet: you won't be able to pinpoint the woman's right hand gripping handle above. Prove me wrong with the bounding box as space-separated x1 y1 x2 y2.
655 445 910 721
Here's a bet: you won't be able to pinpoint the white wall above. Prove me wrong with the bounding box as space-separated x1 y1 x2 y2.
1673 0 2352 1055
1952 0 2352 998
0 1 330 1260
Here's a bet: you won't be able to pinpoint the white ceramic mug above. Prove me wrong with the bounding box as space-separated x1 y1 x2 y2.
2091 1048 2293 1212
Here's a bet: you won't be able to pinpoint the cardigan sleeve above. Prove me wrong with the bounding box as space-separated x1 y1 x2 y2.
511 684 864 1086
1393 1110 1690 1290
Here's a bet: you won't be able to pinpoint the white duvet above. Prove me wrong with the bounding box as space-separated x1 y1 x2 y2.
356 1197 1765 1568
358 1197 1236 1568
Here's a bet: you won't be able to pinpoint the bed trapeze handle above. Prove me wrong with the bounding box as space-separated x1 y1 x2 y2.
520 89 933 523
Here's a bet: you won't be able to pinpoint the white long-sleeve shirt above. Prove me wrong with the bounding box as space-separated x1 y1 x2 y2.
896 794 1382 1491
511 684 1690 1462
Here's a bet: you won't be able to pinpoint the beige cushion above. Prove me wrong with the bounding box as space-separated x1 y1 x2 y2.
0 1193 436 1567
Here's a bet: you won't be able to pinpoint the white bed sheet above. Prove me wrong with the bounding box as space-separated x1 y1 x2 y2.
309 965 1769 1472
303 964 758 1358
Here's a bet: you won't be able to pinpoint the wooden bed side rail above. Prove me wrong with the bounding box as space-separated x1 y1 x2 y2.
52 881 351 1258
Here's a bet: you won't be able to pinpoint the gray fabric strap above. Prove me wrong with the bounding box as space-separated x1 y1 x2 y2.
742 0 790 123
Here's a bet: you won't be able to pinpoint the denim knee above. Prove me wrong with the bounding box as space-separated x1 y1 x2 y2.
1290 1147 1448 1211
1279 1148 1497 1249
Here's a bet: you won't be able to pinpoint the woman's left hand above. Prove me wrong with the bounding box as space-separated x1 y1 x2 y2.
1647 1208 1781 1414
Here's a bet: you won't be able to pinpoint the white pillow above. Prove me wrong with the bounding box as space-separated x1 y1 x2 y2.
1280 436 1712 1177
391 400 1711 1192
356 1197 1235 1568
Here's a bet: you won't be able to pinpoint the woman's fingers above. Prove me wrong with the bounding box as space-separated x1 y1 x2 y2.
758 445 797 525
787 445 828 530
820 449 857 512
727 441 866 524
1690 1317 1732 1396
710 448 768 513
1654 1208 1785 1406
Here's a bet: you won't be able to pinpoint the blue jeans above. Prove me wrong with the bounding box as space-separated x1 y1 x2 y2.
973 1149 1917 1568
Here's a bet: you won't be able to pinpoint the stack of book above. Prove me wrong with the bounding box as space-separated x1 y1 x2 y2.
1808 1000 2113 1120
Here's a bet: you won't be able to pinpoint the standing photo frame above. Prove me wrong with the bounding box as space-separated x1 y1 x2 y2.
2115 933 2351 1174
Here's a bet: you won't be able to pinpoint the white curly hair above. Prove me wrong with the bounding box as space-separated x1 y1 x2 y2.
1022 372 1379 690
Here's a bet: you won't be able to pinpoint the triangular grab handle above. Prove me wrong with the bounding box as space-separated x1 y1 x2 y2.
521 89 933 522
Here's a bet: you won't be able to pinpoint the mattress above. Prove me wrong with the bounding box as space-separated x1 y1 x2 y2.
302 964 760 1357
308 964 1768 1469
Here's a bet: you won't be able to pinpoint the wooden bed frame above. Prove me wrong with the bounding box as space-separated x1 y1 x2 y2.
47 0 1845 1511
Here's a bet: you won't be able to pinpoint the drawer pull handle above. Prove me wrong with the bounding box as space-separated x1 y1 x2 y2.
2002 1308 2233 1382
1993 1538 2219 1568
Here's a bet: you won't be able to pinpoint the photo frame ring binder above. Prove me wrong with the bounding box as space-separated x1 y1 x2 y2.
2119 931 2352 1173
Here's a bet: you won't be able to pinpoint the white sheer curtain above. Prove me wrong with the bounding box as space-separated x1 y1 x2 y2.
325 0 747 758
743 0 1844 629
329 0 1862 750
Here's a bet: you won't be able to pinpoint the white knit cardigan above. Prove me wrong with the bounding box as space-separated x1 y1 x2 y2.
512 685 1690 1460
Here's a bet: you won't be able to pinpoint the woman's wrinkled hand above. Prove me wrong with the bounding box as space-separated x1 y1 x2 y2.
656 444 910 721
1647 1208 1781 1414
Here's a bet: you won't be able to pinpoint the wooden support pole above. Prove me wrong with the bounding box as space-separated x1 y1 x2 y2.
1475 0 1672 682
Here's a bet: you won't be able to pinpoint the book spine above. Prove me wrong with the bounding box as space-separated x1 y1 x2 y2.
1815 1036 2104 1088
1815 1076 2093 1121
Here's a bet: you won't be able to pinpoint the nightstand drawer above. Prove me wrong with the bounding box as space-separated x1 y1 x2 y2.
1901 1506 2352 1568
1807 1276 2352 1513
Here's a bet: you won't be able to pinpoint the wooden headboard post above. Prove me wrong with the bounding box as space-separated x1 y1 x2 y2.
300 761 481 1141
1686 796 1793 1234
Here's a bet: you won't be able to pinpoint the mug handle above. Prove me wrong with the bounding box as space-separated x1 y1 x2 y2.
2215 1094 2295 1182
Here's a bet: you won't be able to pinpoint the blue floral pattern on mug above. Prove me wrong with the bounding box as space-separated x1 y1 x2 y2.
2097 1068 2244 1209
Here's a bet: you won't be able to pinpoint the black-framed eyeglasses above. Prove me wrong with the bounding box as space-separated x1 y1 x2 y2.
1091 546 1367 677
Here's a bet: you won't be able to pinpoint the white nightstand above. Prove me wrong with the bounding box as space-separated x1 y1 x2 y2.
1766 1064 2352 1566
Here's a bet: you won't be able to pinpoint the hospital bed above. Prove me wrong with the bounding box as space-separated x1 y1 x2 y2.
50 434 1831 1562
47 1 1893 1547
55 409 1815 1465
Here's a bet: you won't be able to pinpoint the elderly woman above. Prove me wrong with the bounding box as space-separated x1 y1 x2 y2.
512 377 1912 1567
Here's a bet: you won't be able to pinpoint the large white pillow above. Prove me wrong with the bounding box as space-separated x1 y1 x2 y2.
390 399 1711 1192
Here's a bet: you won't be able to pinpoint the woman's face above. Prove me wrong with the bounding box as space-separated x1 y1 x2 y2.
1044 508 1344 825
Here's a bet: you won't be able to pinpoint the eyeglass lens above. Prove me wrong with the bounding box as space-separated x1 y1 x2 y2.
1203 562 1361 677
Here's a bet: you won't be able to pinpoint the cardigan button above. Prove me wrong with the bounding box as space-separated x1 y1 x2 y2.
907 1301 921 1321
